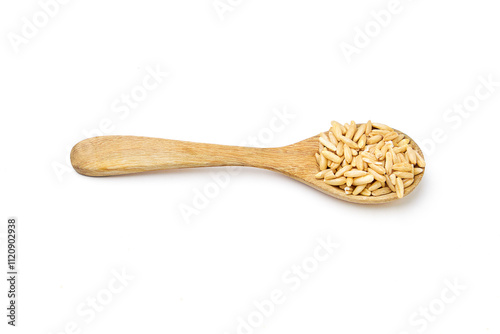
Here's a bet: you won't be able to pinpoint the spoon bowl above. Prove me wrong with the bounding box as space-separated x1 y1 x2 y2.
71 129 424 204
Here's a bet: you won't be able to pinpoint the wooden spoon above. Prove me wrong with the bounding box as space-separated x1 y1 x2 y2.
70 130 425 204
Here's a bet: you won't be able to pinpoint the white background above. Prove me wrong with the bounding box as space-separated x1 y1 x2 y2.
1 0 500 333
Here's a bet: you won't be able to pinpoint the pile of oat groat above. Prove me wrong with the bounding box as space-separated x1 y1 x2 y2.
315 120 426 198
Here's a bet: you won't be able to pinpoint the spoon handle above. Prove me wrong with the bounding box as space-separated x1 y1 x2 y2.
71 135 285 176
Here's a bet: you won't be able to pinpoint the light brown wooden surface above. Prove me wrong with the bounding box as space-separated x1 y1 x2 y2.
71 130 425 204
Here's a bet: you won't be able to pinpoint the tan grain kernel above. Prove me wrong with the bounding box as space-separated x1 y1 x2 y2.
362 157 378 166
336 141 344 157
385 152 393 175
407 146 417 164
340 124 347 135
368 168 386 183
368 163 386 175
397 153 407 163
367 135 383 145
353 124 367 142
403 178 414 187
315 170 329 179
319 137 337 152
335 165 353 177
392 163 413 172
319 153 327 170
397 138 410 147
370 129 391 136
372 187 392 196
355 155 364 171
361 151 377 160
383 131 398 141
394 171 414 179
352 184 367 196
323 170 336 180
375 140 385 150
368 181 383 192
392 134 405 144
396 177 404 198
344 144 353 163
344 169 369 178
372 123 393 131
365 120 372 134
358 134 367 149
339 136 359 149
393 145 408 154
390 174 397 186
346 121 357 140
330 121 341 139
385 175 396 192
322 150 343 164
414 168 424 175
353 174 375 186
330 163 341 170
346 177 354 187
415 151 426 168
328 132 338 146
360 188 371 196
380 144 390 158
325 177 347 186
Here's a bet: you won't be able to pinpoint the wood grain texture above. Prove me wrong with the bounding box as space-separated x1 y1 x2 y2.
71 130 425 204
